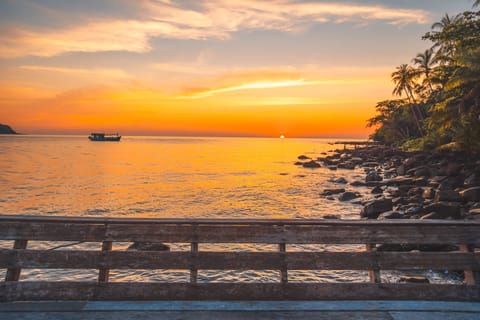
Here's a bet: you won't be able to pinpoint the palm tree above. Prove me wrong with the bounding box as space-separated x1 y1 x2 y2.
413 48 436 92
391 64 418 103
430 14 462 62
391 64 423 134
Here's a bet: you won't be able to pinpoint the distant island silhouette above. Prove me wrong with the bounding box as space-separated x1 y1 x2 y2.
0 123 17 134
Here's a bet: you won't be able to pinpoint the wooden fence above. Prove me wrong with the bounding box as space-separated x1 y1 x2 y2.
1 215 479 301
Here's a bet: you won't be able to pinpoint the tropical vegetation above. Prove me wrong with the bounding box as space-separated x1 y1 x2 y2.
368 3 480 152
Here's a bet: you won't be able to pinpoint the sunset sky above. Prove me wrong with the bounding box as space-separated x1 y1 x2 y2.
0 0 474 137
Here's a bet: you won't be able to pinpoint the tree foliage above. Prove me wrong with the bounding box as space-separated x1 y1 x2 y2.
368 6 480 153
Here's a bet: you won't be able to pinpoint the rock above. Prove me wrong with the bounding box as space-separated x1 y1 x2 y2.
333 177 348 184
337 162 356 170
363 162 379 168
397 164 406 176
386 176 415 186
399 276 430 284
422 188 436 199
377 211 403 219
323 214 339 219
469 208 480 215
460 187 480 202
412 166 430 178
297 155 310 160
360 198 393 219
366 171 383 182
320 188 345 196
407 187 423 197
128 242 170 251
294 161 304 166
446 163 463 176
371 186 383 194
302 160 321 168
0 123 17 134
421 202 463 219
339 191 359 201
327 166 337 171
350 181 366 187
434 190 462 203
464 173 480 187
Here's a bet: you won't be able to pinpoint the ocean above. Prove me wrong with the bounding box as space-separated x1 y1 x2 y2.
0 135 366 219
0 135 457 284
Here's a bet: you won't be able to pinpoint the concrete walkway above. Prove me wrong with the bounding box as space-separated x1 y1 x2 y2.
1 301 480 319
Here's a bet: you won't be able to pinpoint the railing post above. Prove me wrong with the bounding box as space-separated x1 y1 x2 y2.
5 239 28 281
98 241 112 283
279 242 288 284
366 244 381 283
459 244 476 285
190 242 198 284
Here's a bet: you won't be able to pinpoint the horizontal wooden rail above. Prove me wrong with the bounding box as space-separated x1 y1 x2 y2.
1 215 479 302
1 250 479 271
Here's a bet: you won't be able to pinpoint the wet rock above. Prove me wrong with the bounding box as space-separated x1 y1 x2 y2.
366 171 383 182
397 164 406 176
421 202 463 219
422 188 436 199
350 180 366 187
464 173 480 187
363 161 379 168
333 177 348 184
294 161 304 166
338 162 356 170
460 186 480 202
320 188 345 196
302 160 321 168
323 214 339 219
386 176 415 186
339 191 359 201
446 163 463 176
128 242 170 251
298 155 310 160
360 198 393 219
434 190 462 203
371 186 383 194
377 211 403 219
327 166 337 171
411 166 430 178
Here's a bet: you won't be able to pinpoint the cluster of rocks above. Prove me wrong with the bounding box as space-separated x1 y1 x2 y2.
299 145 480 221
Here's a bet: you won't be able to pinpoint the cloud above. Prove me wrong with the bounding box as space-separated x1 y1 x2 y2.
19 65 130 79
0 0 429 57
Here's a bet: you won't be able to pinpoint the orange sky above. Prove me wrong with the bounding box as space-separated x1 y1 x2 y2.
0 0 471 137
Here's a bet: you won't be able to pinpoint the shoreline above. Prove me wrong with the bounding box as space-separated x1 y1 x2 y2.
298 145 480 222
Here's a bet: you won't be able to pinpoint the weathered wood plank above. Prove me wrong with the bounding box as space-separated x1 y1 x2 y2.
104 224 480 244
2 282 480 301
98 241 112 283
0 222 106 241
2 250 478 271
4 240 28 281
1 214 479 226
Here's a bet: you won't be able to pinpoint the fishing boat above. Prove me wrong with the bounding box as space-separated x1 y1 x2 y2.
88 132 121 141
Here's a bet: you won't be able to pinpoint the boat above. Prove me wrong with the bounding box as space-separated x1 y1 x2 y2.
88 132 121 141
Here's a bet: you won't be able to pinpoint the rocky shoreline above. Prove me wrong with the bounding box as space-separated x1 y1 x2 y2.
296 145 480 222
0 123 17 134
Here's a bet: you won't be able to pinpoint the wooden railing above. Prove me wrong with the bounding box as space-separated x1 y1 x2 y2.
1 215 479 301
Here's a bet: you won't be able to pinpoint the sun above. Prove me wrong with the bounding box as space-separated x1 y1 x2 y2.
280 134 285 139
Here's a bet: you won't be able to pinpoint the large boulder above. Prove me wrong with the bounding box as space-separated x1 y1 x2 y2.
360 198 393 219
297 155 310 160
434 189 462 203
421 202 463 219
460 187 480 202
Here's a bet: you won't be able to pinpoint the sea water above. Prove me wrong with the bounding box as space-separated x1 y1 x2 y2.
0 135 458 283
